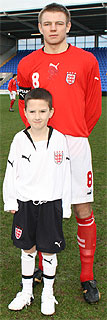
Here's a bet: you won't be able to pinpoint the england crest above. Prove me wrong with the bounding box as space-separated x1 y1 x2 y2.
15 226 23 239
54 151 63 164
66 72 76 85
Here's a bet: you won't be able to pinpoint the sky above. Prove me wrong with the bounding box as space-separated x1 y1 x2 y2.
1 0 106 13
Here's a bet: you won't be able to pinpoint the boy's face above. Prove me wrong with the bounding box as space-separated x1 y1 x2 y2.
24 99 54 131
38 11 71 46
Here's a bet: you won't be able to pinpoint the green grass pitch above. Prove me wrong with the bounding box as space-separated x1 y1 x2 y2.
0 94 107 319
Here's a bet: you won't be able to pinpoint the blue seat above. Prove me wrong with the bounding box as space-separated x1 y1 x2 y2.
0 48 107 92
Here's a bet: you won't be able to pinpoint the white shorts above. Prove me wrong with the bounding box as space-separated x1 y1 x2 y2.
66 136 94 204
9 91 16 100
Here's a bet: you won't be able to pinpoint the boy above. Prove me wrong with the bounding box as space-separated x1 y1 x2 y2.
17 3 101 303
8 74 18 111
3 88 71 315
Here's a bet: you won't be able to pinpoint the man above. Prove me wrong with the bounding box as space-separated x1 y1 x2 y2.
8 74 18 111
17 3 102 304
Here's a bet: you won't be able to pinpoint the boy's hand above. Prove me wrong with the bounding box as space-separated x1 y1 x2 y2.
10 210 16 214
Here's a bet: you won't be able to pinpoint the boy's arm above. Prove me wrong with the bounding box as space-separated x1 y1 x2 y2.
11 210 16 214
3 138 19 212
62 137 72 218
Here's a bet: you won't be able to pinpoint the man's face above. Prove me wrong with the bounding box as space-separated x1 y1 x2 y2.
38 11 71 46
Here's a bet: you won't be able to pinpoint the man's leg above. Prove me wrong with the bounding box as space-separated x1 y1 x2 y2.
33 251 43 286
9 99 15 111
73 202 100 303
9 92 16 111
66 135 101 303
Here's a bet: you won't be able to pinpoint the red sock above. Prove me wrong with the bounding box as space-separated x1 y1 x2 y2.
10 99 15 108
76 211 96 282
38 251 43 271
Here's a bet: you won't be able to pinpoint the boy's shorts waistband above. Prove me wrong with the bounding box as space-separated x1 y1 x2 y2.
17 199 61 206
33 200 47 206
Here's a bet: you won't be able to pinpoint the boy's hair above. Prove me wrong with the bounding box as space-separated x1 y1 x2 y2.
13 74 17 78
25 88 52 110
38 2 71 25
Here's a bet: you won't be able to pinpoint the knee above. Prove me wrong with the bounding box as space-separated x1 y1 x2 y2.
73 203 92 219
24 245 36 254
21 249 37 261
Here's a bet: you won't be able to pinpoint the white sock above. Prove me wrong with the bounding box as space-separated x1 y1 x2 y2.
42 253 57 295
21 249 37 295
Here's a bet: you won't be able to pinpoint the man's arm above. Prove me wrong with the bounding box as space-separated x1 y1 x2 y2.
17 60 31 127
62 137 72 218
85 57 102 135
8 79 12 93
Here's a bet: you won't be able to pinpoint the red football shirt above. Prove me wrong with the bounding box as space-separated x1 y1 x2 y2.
8 78 17 92
17 45 102 137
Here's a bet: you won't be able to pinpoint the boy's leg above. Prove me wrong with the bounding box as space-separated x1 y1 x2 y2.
21 249 37 295
8 247 37 311
41 253 58 316
36 200 65 315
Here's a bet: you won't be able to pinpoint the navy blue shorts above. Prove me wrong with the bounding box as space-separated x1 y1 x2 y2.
11 199 65 253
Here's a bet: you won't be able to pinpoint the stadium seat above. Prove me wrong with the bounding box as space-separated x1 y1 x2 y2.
0 48 106 92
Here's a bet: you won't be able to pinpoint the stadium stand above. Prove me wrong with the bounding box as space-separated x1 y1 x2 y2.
0 48 106 92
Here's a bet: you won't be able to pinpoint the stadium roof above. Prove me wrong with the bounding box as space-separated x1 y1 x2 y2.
0 2 107 40
1 1 105 12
